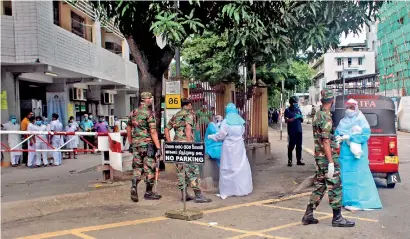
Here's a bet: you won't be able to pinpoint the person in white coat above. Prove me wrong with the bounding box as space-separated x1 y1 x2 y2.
1 116 22 167
27 116 37 168
208 103 253 199
65 117 79 159
33 116 49 167
50 113 63 166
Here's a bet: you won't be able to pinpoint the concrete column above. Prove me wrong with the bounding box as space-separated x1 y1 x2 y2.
114 91 130 117
1 69 18 167
222 82 235 116
122 39 130 60
92 20 102 46
259 87 269 142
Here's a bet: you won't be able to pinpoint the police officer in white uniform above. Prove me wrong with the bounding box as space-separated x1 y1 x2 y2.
1 115 22 167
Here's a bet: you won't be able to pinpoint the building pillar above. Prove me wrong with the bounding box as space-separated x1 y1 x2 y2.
122 39 130 60
222 82 235 116
114 91 130 117
92 20 102 46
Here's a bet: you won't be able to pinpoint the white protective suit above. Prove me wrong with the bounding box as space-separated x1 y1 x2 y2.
27 123 37 167
34 123 49 166
2 122 22 165
65 123 79 149
50 120 63 166
209 104 253 200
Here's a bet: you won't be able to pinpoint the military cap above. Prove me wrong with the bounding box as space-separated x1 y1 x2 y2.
289 96 299 104
140 92 152 99
320 88 334 102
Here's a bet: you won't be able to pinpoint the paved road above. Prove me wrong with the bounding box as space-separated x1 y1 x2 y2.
2 126 409 239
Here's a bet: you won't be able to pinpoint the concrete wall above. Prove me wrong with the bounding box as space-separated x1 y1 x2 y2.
0 16 15 63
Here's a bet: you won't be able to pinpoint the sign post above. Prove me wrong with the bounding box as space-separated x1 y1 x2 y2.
164 141 205 221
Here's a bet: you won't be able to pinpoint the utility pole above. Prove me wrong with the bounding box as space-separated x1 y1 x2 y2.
280 79 284 140
174 0 180 78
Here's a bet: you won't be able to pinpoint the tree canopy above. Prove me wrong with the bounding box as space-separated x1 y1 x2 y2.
81 0 384 126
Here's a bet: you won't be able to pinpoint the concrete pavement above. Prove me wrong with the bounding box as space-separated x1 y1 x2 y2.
2 125 410 239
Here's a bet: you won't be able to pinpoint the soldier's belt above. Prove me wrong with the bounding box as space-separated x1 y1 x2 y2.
133 139 153 144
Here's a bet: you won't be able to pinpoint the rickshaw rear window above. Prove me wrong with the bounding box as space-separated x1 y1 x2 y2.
363 113 378 127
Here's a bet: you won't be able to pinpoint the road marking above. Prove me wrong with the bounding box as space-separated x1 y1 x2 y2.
203 192 311 214
257 214 334 234
71 231 96 239
259 205 378 223
16 217 168 239
17 193 310 239
191 221 289 239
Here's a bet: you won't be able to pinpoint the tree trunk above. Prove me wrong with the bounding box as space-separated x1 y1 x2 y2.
126 36 174 134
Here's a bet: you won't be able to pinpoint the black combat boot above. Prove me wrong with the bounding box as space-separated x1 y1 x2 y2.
297 159 305 166
301 204 319 225
287 159 293 167
130 179 140 202
144 184 162 200
332 208 355 227
181 188 195 201
194 190 212 203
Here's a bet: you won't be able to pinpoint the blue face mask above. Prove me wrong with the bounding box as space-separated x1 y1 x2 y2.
294 103 299 108
11 119 17 124
36 121 42 126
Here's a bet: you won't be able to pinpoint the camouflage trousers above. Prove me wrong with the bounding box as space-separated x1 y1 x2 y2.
176 163 200 190
309 157 342 210
132 145 156 186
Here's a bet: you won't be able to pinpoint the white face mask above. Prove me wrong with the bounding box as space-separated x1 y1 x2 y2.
345 109 356 118
216 122 221 127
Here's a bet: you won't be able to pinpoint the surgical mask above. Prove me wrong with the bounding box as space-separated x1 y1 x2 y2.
114 118 118 121
217 122 221 127
99 119 104 122
345 109 356 118
89 116 93 119
294 103 299 108
36 121 42 125
11 119 17 124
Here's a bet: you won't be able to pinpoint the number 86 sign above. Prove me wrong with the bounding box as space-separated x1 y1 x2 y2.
165 94 181 109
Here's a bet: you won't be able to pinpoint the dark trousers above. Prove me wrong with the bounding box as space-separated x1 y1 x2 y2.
22 141 28 165
288 132 302 161
83 136 95 150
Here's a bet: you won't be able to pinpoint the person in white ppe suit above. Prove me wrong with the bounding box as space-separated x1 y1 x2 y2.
208 103 253 199
1 115 22 167
33 116 49 167
50 113 63 166
27 116 37 168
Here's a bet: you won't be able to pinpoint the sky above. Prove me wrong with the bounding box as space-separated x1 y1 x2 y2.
339 28 367 46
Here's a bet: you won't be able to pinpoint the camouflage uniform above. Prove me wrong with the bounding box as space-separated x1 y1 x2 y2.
166 107 201 190
309 92 342 210
128 98 157 186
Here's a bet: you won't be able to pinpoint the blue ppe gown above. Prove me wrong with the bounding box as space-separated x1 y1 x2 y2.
204 122 222 167
335 113 382 210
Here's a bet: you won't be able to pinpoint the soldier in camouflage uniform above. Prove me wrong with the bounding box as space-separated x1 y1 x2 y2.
302 89 355 227
127 92 162 202
164 99 212 203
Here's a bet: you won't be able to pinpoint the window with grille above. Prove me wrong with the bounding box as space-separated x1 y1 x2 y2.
348 58 352 66
53 1 59 25
337 58 342 66
359 71 364 74
71 11 85 38
348 71 352 75
337 72 342 79
358 58 363 65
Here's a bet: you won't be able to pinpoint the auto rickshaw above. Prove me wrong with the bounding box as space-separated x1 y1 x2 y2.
332 94 401 188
